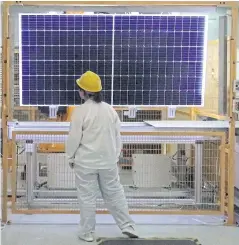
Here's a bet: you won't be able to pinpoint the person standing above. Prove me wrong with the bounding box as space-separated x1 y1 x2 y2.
66 71 138 242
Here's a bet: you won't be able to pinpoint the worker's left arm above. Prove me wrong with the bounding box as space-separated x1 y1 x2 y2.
66 108 83 165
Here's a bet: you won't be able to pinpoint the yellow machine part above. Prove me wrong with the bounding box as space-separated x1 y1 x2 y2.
38 106 75 153
66 106 75 121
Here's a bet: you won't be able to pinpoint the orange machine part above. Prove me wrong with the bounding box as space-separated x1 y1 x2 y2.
38 106 75 153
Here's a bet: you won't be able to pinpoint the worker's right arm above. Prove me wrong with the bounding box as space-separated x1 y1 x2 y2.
115 113 122 160
66 107 83 163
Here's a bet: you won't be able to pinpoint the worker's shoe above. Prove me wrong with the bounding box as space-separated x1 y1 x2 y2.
78 232 94 242
122 226 139 238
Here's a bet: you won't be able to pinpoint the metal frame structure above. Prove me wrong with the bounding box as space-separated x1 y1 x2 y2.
1 1 238 225
11 129 226 215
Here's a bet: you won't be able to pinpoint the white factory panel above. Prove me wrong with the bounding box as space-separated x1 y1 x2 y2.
47 153 75 189
132 154 172 188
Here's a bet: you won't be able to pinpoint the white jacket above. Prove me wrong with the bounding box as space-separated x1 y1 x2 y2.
66 99 122 169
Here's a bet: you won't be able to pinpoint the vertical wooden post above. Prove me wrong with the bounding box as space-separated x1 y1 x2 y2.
227 6 238 225
220 135 226 214
30 107 36 121
190 108 196 120
1 2 10 223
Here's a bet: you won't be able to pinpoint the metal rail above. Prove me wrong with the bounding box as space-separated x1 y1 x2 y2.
7 120 231 139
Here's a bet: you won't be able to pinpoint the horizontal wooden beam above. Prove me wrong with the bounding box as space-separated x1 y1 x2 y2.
11 208 222 215
12 130 226 137
12 106 193 112
4 1 237 7
14 106 37 111
176 109 191 116
193 109 228 120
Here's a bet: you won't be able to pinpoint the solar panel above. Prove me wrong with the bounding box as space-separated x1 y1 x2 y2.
19 14 207 107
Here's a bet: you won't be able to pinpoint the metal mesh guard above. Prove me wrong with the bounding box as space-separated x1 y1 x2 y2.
97 238 201 245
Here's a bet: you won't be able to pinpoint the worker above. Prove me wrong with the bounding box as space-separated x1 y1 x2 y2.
66 71 138 242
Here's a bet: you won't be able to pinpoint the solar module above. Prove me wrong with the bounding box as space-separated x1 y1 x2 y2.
20 14 207 106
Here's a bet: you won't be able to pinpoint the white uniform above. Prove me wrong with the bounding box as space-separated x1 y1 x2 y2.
66 99 134 236
66 99 121 168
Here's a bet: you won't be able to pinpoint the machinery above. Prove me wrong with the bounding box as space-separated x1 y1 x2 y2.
8 120 226 211
38 106 75 153
132 154 172 188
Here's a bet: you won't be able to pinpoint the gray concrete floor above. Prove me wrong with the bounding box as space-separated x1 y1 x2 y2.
2 224 239 245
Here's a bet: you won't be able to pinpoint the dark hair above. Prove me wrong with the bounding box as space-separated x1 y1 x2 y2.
81 89 102 103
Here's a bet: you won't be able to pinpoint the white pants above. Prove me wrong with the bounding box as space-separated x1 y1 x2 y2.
75 165 135 235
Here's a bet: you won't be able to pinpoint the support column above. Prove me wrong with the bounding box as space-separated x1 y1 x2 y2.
218 16 228 115
227 6 238 225
1 2 10 223
195 142 203 204
26 142 37 207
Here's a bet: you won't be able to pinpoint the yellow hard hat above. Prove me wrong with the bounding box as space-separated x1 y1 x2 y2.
76 71 102 92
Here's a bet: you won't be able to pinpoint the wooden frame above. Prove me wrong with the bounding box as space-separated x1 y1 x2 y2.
1 1 10 223
2 1 238 6
1 1 238 224
226 6 238 225
11 130 226 215
220 134 226 215
192 109 228 121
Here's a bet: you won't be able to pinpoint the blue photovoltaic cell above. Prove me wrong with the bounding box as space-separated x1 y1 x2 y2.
20 14 206 106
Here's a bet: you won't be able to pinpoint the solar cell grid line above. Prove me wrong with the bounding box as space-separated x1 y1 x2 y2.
149 16 153 105
142 16 145 106
178 16 183 106
35 17 38 105
156 16 161 105
186 16 191 106
60 15 62 105
134 15 138 106
172 16 177 106
127 16 130 105
163 16 168 106
111 15 115 105
67 15 70 105
50 15 53 105
193 17 199 105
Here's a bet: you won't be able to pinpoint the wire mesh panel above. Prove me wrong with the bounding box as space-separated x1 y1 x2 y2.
13 109 31 121
14 52 20 107
12 131 225 214
117 110 162 122
225 151 229 216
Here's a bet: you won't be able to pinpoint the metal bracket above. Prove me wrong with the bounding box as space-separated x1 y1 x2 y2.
49 106 58 119
233 99 239 120
124 107 137 119
195 142 203 204
168 107 176 119
233 80 239 98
